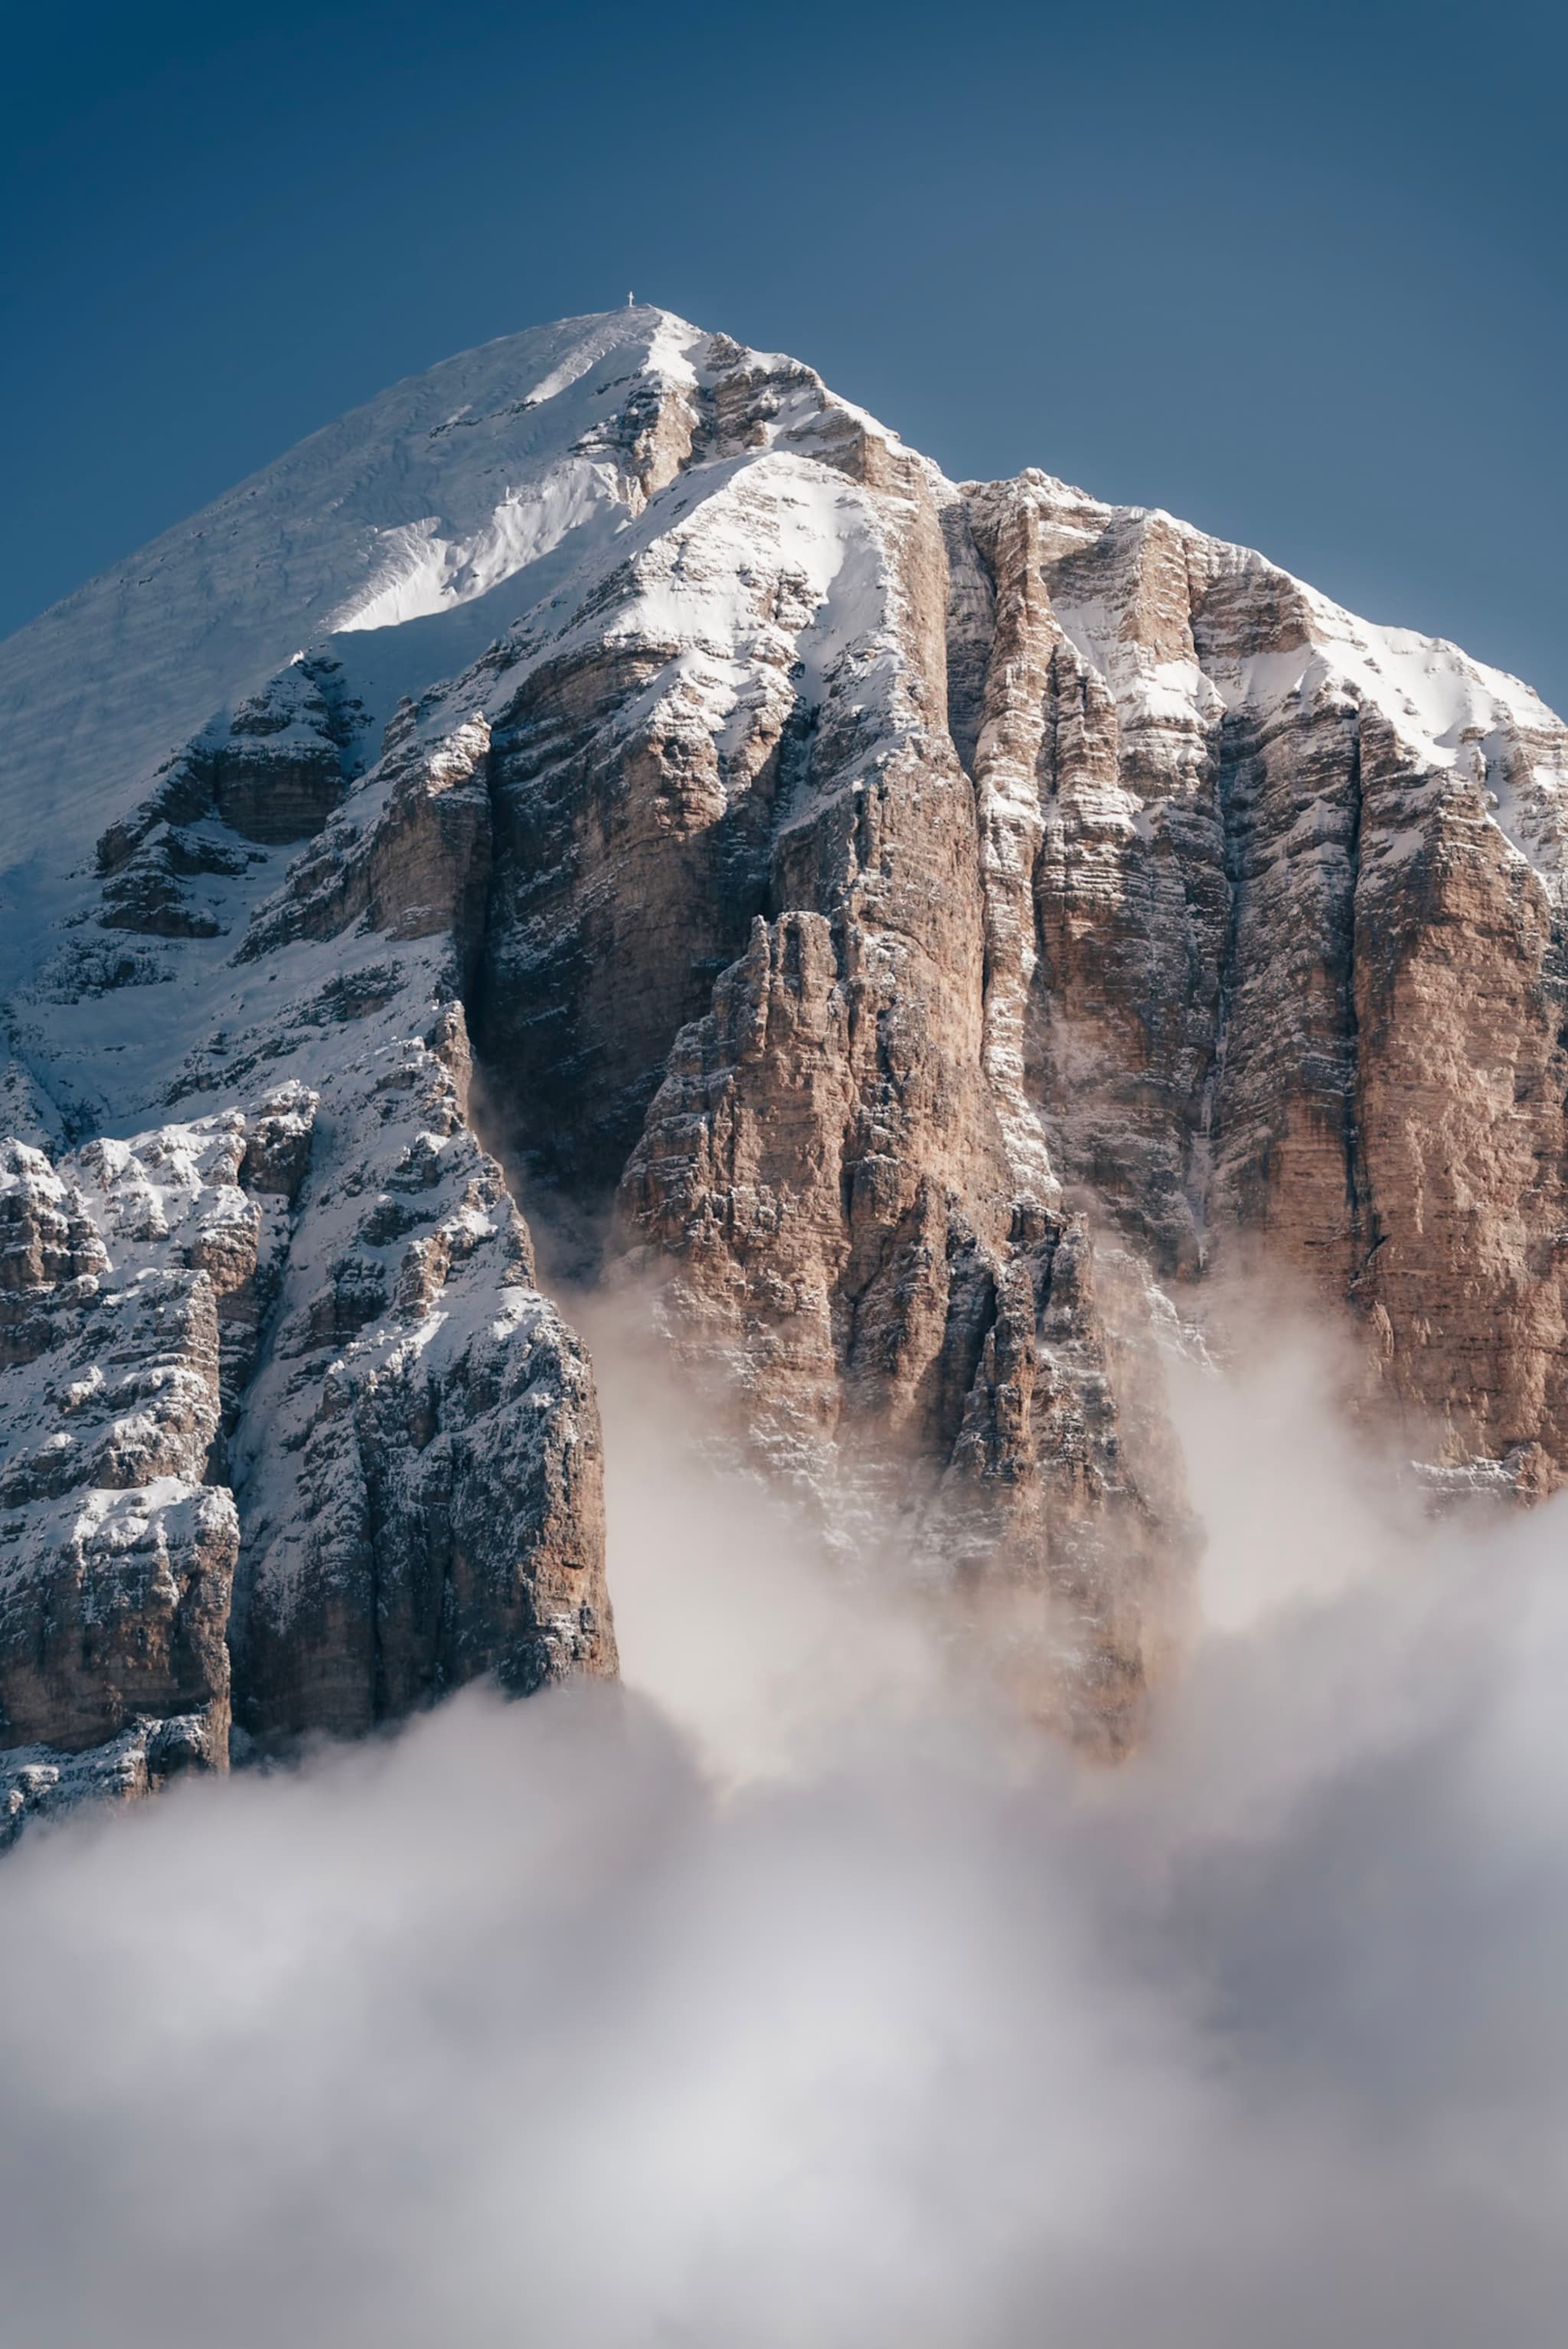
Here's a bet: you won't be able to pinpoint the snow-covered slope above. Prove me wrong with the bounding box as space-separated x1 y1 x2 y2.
0 309 701 903
5 304 1568 1822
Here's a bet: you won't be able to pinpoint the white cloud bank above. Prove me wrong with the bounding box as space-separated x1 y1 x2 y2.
2 1313 1566 2347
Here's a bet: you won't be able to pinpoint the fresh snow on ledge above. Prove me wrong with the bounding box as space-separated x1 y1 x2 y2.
2 304 1566 1008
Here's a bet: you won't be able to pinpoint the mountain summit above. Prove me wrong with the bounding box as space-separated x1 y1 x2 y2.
4 308 1566 1831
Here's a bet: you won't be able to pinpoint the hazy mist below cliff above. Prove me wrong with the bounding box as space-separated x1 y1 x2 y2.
1 1318 1563 2349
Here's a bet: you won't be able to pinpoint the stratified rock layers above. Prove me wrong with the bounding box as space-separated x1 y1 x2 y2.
2 692 615 1836
3 306 1566 1809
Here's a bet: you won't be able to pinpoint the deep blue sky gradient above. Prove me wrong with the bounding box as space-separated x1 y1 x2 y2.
3 0 1563 704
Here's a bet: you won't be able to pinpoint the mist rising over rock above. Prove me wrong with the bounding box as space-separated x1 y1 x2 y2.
4 305 1566 1820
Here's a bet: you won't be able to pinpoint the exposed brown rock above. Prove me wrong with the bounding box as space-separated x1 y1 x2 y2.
5 305 1568 1814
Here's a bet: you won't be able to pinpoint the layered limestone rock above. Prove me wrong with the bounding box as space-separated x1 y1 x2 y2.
956 472 1568 1486
3 303 1566 1809
1 1124 249 1842
2 670 615 1831
227 1002 610 1747
459 338 1176 1740
1 1005 612 1833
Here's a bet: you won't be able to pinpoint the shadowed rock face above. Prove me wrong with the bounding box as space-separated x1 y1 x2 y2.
2 305 1566 1815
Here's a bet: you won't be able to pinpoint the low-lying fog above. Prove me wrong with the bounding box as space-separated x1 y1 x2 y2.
2 1305 1564 2347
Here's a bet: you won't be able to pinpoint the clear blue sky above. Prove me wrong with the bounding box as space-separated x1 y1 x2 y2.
3 0 1563 708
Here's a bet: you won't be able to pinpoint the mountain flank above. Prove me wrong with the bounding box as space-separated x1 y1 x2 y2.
4 306 1566 1832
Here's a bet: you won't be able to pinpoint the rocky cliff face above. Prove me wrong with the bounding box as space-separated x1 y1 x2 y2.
2 305 1564 1817
0 659 615 1838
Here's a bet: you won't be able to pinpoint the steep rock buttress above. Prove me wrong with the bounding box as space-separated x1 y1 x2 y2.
4 305 1566 1818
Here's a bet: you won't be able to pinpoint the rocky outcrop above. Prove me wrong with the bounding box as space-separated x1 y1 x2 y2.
3 304 1566 1813
2 665 616 1831
239 704 493 973
1 1124 252 1841
94 657 368 942
958 474 1568 1488
0 1018 613 1831
457 341 1178 1737
227 1003 611 1747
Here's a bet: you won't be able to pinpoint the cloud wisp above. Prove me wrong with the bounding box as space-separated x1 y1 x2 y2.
2 1312 1566 2348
